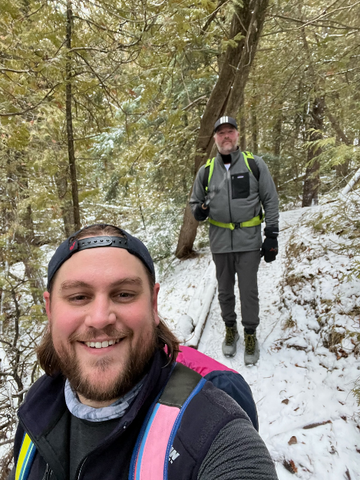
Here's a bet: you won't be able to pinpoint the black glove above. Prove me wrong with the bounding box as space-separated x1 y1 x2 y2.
261 226 279 263
193 203 209 221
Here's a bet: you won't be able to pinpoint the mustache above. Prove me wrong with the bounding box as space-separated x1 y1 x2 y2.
68 325 133 343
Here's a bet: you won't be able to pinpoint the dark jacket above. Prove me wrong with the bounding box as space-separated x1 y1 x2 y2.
10 350 259 480
190 150 279 253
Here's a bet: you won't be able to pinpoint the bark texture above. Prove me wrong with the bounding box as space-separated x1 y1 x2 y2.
66 0 80 231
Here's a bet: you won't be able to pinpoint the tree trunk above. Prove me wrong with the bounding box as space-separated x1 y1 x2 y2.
302 97 325 207
66 0 81 231
54 166 75 236
176 0 269 258
239 89 246 151
251 108 258 155
272 106 283 191
250 72 259 154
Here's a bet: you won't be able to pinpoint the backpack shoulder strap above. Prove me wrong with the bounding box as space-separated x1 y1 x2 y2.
203 153 259 191
129 363 205 480
243 151 260 181
177 346 258 430
202 157 215 193
15 433 36 480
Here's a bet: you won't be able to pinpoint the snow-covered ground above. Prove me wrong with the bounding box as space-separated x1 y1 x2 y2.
158 205 360 479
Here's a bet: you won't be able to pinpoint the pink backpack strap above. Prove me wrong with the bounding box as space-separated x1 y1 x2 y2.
133 403 179 479
129 363 204 480
177 345 238 376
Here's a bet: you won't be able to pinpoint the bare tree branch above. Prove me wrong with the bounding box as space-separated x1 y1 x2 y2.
0 84 60 117
0 68 30 74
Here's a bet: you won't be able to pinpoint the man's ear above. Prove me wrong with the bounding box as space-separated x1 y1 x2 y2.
152 283 160 326
43 291 51 320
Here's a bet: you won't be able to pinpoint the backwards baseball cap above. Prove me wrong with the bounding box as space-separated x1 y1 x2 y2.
214 116 238 132
47 224 155 290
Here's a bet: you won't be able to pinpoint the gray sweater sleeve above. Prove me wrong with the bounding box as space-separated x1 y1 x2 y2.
198 418 279 480
256 156 279 229
189 165 213 222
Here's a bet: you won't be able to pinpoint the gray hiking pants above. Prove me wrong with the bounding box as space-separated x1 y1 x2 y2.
212 250 261 331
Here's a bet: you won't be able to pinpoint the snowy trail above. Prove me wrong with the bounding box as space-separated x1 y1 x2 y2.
159 208 360 479
197 209 359 479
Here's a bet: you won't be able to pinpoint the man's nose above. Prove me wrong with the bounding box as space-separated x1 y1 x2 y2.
84 296 116 329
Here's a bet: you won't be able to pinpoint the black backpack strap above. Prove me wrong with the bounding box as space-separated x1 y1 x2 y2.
159 362 202 407
203 154 260 191
202 158 214 192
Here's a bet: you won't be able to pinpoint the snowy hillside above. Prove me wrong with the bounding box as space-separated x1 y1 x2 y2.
158 201 360 479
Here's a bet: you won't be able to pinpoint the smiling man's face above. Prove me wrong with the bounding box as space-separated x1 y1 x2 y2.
214 124 239 155
43 246 160 408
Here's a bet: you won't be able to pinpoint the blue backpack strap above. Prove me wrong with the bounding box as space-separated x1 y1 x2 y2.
15 433 36 480
129 363 205 480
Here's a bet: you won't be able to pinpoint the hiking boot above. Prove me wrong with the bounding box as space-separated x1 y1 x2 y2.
222 325 239 357
244 330 260 365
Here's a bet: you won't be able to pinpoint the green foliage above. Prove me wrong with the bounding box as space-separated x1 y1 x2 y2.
244 0 360 203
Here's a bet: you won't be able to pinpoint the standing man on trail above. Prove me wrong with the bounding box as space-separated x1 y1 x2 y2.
190 116 279 363
9 224 279 480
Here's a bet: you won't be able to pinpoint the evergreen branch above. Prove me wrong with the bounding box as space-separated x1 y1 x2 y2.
74 51 122 110
20 2 46 21
0 68 30 74
0 83 60 116
266 20 359 33
72 14 123 34
74 98 103 132
78 0 160 24
201 0 230 34
325 107 352 146
183 95 208 111
68 46 111 53
270 0 360 32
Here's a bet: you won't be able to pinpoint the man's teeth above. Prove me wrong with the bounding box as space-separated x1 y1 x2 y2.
85 339 120 349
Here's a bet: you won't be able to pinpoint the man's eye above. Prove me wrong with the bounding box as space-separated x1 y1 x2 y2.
69 295 88 302
114 292 137 301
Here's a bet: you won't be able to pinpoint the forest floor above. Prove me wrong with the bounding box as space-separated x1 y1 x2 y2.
158 202 360 479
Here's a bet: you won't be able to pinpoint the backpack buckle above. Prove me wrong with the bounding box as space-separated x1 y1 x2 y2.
233 223 241 229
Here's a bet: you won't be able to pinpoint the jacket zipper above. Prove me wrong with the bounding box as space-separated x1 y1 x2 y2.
77 458 86 480
76 422 128 479
42 464 52 480
226 168 233 250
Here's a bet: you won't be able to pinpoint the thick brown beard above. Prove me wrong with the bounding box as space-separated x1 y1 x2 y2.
39 321 158 402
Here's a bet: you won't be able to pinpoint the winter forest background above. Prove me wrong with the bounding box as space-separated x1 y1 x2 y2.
0 0 360 476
